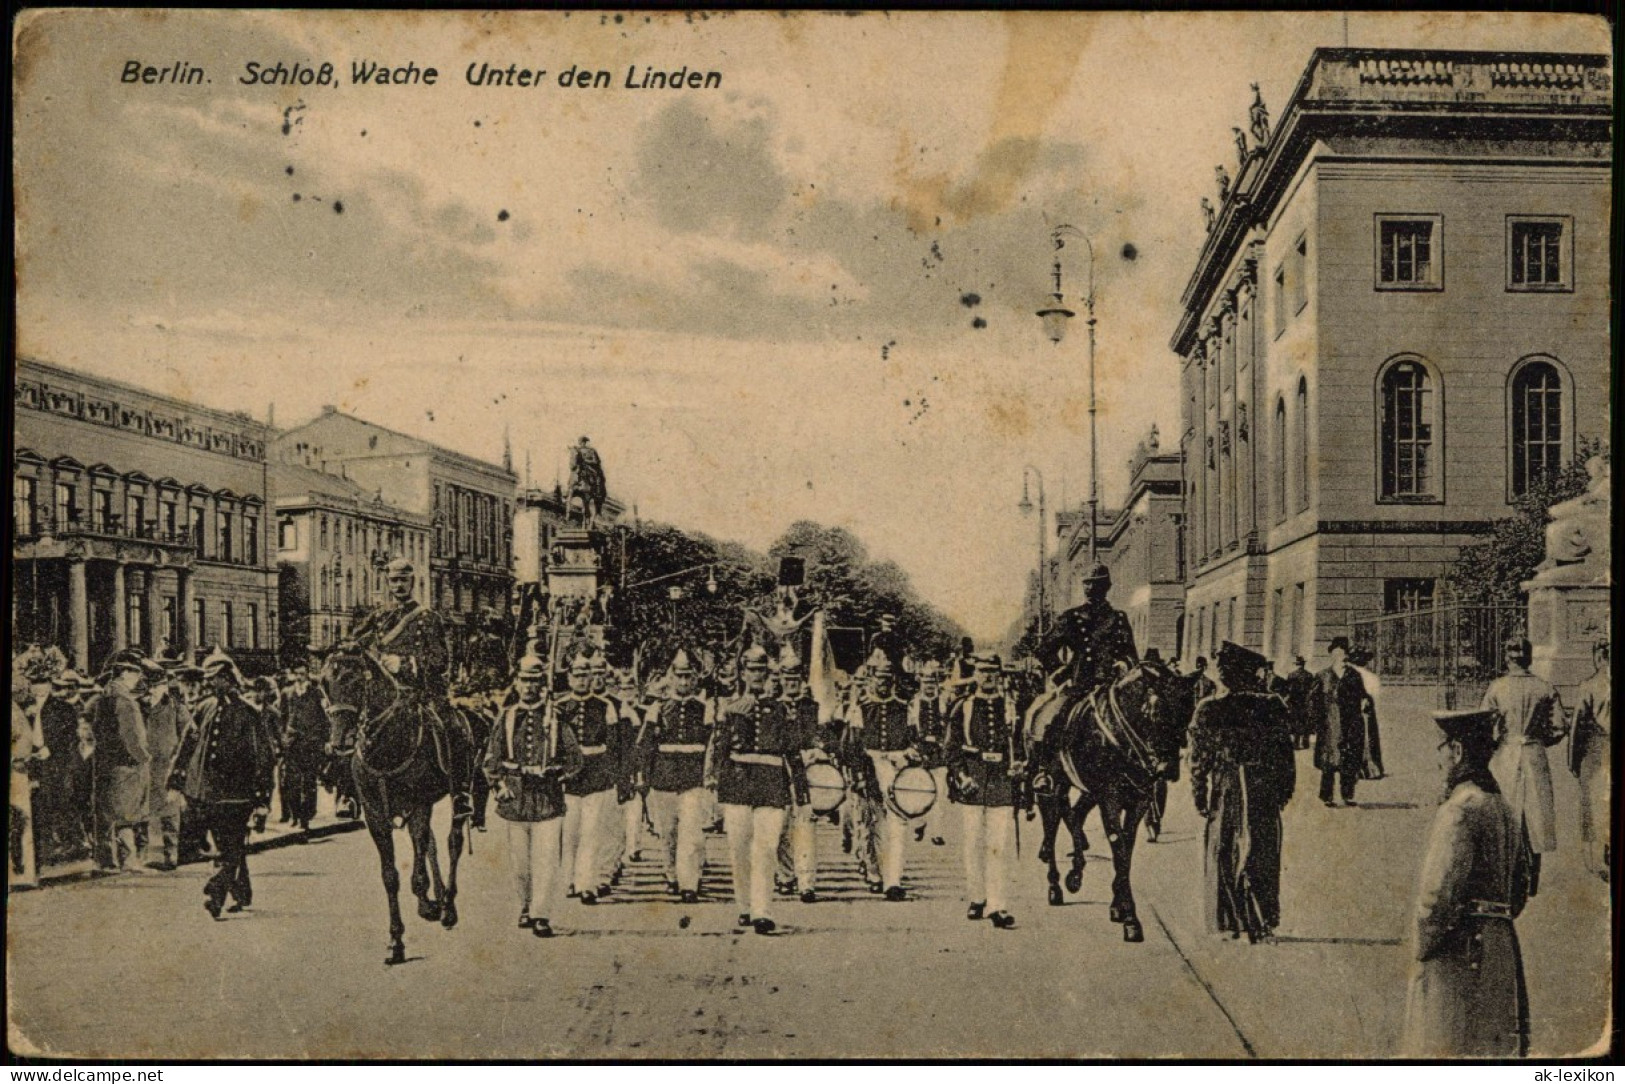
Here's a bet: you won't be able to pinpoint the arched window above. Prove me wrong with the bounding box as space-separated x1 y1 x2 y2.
318 568 329 610
1509 358 1565 498
1295 377 1310 511
1274 396 1288 522
1378 358 1439 501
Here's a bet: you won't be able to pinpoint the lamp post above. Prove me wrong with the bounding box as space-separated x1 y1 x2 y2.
1036 224 1099 566
1018 466 1048 639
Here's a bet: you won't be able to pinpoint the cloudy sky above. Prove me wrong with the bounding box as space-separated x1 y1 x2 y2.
14 10 1608 641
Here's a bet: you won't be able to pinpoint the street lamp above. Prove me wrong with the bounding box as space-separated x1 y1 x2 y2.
1019 466 1048 639
1036 224 1100 566
668 585 685 632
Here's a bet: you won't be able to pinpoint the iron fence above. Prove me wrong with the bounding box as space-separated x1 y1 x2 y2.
1351 601 1524 709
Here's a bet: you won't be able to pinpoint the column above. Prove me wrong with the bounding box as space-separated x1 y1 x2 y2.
68 559 90 670
176 569 194 653
145 568 163 653
111 562 128 651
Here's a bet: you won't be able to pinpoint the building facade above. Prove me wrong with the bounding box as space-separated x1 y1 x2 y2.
274 408 518 625
1174 48 1611 665
273 463 432 655
512 483 627 589
13 358 279 673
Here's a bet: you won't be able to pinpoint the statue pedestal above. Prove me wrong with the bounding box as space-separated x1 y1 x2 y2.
1524 573 1610 700
546 529 602 600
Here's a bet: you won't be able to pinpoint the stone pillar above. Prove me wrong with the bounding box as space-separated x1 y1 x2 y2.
176 570 194 654
111 562 128 651
68 559 89 670
145 569 163 653
1526 579 1610 700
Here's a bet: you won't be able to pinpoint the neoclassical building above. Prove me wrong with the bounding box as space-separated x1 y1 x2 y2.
1174 48 1611 664
13 358 279 672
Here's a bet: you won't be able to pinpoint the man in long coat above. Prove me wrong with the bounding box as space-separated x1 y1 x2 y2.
34 670 88 862
168 649 276 919
1482 638 1566 896
279 665 328 831
1569 641 1610 882
1309 636 1373 807
1402 708 1529 1057
90 654 152 872
140 661 192 870
1282 656 1317 751
1189 641 1296 941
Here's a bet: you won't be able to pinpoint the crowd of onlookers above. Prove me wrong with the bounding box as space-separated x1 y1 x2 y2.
8 642 355 887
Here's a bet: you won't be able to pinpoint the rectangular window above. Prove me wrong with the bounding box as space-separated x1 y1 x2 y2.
127 495 146 537
216 510 234 562
1272 264 1287 338
1375 214 1442 290
247 603 260 650
92 489 113 531
221 601 235 648
1272 587 1287 660
1292 234 1308 313
160 498 177 537
245 515 259 564
163 596 177 645
192 598 206 648
1384 578 1436 614
14 477 37 535
190 505 207 553
1291 583 1305 659
54 482 76 527
1507 216 1571 291
279 517 297 551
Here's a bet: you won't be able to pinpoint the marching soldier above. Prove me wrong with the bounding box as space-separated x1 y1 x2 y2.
775 645 831 902
909 660 950 848
350 558 475 823
946 654 1025 929
486 655 582 939
1188 642 1296 942
167 649 276 919
553 648 625 904
709 645 807 934
604 665 646 888
1401 708 1530 1057
843 649 921 901
640 649 715 903
1481 638 1566 897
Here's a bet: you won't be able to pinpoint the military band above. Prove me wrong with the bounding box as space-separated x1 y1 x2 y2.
774 646 831 903
639 649 715 903
552 649 627 903
947 654 1024 928
842 649 921 901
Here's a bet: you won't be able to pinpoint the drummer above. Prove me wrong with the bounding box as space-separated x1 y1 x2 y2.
843 648 922 902
909 660 950 847
948 653 1026 929
775 645 833 903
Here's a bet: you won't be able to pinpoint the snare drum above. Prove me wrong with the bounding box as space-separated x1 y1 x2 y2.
805 760 847 814
887 764 938 820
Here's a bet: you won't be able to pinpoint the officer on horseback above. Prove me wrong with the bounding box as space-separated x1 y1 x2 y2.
1037 563 1139 696
348 558 475 823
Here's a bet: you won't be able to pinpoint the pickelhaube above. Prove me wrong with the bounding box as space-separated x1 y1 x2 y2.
740 645 770 670
778 645 804 675
973 653 1003 672
916 660 943 680
669 648 697 675
865 647 894 674
200 647 245 685
516 655 546 680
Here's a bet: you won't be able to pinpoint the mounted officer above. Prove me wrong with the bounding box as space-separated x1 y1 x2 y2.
347 558 474 823
1036 563 1139 700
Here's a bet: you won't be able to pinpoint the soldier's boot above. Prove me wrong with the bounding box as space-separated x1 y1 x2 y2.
432 713 476 823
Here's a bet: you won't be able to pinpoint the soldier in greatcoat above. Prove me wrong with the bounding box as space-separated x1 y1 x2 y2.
89 654 152 872
1310 636 1374 807
946 654 1025 928
486 655 582 938
774 645 832 902
278 664 328 832
140 658 192 869
1481 638 1567 896
167 650 276 919
1189 642 1296 942
841 648 921 901
1569 640 1609 882
1401 708 1530 1058
709 645 808 934
640 648 716 903
552 648 625 903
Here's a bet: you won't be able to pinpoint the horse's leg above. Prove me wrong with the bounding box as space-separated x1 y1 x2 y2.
365 797 407 965
442 793 465 930
1035 792 1064 906
1101 789 1146 942
1063 789 1091 895
409 808 441 922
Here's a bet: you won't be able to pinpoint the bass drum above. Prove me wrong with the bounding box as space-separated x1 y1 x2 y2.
887 764 938 820
805 760 847 814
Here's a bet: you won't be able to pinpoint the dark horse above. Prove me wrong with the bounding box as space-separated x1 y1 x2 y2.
1024 664 1183 942
319 649 467 965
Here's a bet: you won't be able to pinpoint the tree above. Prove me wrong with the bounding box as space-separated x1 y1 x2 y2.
1447 438 1608 606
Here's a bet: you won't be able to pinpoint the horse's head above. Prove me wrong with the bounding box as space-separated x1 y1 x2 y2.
1115 663 1185 775
317 648 393 750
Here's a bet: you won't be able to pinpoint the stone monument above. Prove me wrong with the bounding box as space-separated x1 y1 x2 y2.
1523 455 1611 696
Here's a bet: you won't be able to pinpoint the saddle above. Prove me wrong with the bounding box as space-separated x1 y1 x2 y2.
1086 675 1163 782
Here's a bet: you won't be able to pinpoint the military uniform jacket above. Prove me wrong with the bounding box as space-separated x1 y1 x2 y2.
849 695 916 753
549 694 624 796
711 694 804 809
485 700 582 822
910 693 949 768
1037 601 1139 692
354 600 450 694
782 695 833 754
1401 773 1529 1057
170 691 274 806
947 694 1025 808
640 696 713 794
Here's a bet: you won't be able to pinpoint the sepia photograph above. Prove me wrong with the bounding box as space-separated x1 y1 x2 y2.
7 8 1614 1062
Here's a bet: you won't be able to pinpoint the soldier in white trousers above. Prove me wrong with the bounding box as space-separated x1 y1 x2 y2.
910 661 950 848
842 650 920 901
639 649 715 903
775 646 830 903
486 656 582 938
554 649 625 903
947 654 1025 928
